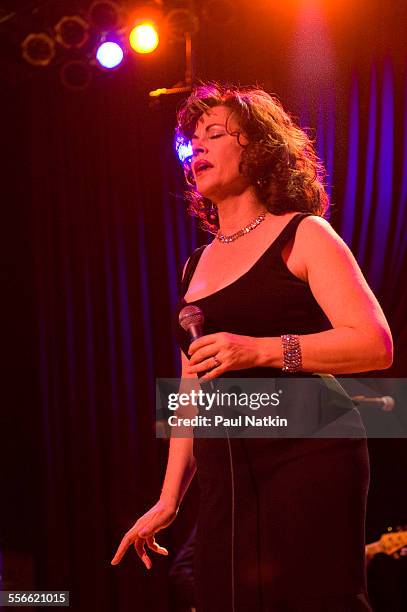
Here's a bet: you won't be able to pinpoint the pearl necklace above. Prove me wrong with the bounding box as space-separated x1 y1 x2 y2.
216 210 268 243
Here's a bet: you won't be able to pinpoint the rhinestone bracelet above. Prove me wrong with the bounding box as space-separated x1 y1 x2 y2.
281 334 302 372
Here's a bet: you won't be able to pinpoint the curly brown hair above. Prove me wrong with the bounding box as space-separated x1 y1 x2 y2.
175 81 329 234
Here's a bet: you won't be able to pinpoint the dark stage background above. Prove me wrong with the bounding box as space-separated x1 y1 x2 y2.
1 1 406 610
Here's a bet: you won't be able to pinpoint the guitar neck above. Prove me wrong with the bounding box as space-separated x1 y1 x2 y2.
365 541 383 557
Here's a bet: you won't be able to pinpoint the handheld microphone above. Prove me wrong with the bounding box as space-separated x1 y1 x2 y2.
351 395 395 412
179 304 204 342
179 304 215 391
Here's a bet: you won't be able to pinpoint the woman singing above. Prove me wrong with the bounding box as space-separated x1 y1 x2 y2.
111 83 393 611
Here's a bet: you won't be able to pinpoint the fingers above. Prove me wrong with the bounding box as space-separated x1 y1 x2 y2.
111 533 133 565
134 538 152 570
111 531 169 569
200 364 222 381
111 502 176 569
187 356 219 375
111 533 152 570
188 334 218 356
188 344 218 366
146 535 168 556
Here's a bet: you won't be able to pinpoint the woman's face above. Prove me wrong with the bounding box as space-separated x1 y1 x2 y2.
190 105 250 201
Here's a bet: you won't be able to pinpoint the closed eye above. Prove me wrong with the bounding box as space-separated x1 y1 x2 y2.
210 134 224 139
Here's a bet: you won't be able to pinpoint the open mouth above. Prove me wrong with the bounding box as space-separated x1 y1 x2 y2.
194 160 214 176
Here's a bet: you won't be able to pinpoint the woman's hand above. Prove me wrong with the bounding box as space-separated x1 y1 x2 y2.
110 499 178 569
186 332 262 380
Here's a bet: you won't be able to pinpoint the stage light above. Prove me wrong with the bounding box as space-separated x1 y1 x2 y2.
96 41 124 69
21 33 56 66
129 21 159 54
175 135 193 163
54 16 89 49
89 0 121 30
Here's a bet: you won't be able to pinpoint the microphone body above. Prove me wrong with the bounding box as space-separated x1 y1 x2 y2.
351 395 395 412
188 324 203 343
179 304 215 390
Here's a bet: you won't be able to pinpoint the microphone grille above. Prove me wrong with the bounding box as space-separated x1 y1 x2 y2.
179 304 204 331
382 395 395 411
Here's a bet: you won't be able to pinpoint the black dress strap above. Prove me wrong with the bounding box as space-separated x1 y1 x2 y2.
271 212 314 253
179 245 207 296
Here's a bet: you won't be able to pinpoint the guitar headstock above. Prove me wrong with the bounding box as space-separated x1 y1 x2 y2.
379 529 407 556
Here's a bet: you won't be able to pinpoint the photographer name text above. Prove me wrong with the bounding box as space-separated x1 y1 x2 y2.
168 414 288 428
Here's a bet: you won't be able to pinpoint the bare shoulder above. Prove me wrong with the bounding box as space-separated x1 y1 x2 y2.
297 215 341 242
280 215 348 283
295 215 353 259
294 214 371 294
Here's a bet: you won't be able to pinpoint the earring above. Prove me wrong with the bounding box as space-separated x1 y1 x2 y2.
209 202 217 222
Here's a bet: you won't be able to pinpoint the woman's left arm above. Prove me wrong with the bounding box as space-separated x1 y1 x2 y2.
187 217 393 377
256 216 393 374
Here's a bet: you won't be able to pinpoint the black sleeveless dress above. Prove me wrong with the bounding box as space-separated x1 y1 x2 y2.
173 213 371 611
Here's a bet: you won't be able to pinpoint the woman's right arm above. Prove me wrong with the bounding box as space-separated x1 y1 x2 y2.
160 251 199 512
159 350 198 509
111 259 199 569
160 255 197 509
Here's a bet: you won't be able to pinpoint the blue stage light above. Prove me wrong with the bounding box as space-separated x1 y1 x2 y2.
175 136 193 163
96 41 124 69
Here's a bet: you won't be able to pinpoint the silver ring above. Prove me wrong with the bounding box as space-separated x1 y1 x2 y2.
213 355 221 368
